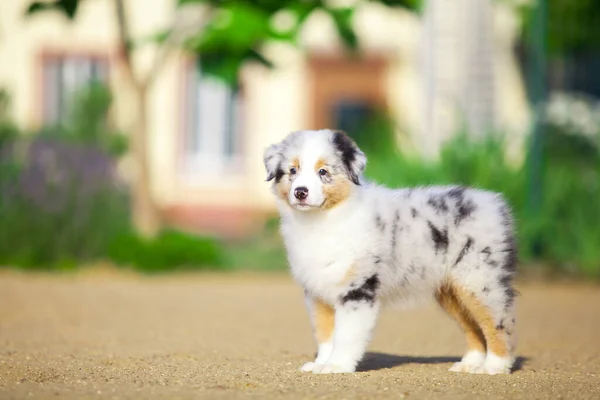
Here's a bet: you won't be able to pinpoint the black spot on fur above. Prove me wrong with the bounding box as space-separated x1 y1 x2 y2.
453 236 474 267
500 235 518 273
264 153 280 182
482 286 490 293
375 213 386 232
480 247 492 264
499 274 517 310
274 166 285 183
448 186 476 226
499 203 513 228
341 275 380 305
390 210 400 262
332 131 361 185
496 320 505 331
427 195 449 214
447 186 466 199
372 255 382 265
400 275 409 287
411 208 418 218
427 221 449 253
496 200 518 272
479 246 499 267
456 200 476 226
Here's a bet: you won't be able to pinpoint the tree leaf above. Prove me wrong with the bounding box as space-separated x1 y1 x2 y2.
177 0 220 5
26 0 80 19
373 0 422 11
246 48 274 68
325 7 359 50
190 3 271 53
197 47 274 87
198 52 243 86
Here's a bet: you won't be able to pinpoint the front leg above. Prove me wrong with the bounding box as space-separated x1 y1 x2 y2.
312 276 381 374
300 296 335 372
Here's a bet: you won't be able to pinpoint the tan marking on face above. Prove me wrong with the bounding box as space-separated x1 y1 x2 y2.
275 179 291 202
436 283 510 357
321 174 352 210
275 158 300 203
313 298 335 343
436 282 487 354
314 158 327 172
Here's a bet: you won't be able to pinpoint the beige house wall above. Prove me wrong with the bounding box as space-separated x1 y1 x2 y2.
0 0 530 229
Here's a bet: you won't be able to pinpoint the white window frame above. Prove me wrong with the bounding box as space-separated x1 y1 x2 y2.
42 54 109 124
181 60 244 184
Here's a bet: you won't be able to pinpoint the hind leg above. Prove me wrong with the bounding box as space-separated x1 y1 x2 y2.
451 282 517 375
436 283 487 373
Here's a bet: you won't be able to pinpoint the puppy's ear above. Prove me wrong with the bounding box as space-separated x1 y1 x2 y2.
332 131 367 185
263 143 284 182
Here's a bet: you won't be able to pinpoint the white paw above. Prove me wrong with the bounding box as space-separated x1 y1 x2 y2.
311 363 355 374
300 362 318 372
472 364 511 375
449 361 482 373
475 354 513 375
448 350 486 374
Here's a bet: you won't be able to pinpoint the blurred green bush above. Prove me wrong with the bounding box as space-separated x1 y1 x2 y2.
0 85 225 272
108 230 225 273
226 216 287 272
35 82 129 157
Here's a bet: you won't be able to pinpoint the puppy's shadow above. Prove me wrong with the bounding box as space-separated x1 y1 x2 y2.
357 352 529 372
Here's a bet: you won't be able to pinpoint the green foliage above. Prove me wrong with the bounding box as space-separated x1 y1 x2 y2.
181 0 360 84
26 0 420 86
0 140 130 271
26 0 80 19
37 82 128 157
107 230 226 273
358 115 600 278
0 89 19 146
0 86 224 272
0 86 131 270
517 0 600 56
226 217 288 271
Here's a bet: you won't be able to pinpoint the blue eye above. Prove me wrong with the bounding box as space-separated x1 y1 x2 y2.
319 169 328 177
290 167 297 175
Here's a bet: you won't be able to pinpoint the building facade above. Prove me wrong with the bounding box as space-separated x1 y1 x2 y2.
0 0 530 235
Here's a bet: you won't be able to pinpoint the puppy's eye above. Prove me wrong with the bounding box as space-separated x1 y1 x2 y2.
289 167 297 175
318 169 328 177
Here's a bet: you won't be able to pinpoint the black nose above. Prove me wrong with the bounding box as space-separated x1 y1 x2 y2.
294 187 308 200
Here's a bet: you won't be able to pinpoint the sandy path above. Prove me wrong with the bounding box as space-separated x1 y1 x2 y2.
0 271 599 399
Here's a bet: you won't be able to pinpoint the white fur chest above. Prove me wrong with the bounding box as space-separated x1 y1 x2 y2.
279 204 372 301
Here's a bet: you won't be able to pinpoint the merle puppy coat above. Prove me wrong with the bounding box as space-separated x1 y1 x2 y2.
264 129 517 375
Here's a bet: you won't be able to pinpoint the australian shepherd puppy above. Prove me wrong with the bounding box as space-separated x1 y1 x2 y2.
264 129 517 375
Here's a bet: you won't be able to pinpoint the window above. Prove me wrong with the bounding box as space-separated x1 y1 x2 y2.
183 61 243 179
42 55 109 124
309 56 386 131
332 99 375 142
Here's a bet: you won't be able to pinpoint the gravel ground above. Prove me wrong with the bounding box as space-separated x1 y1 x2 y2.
0 270 599 399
